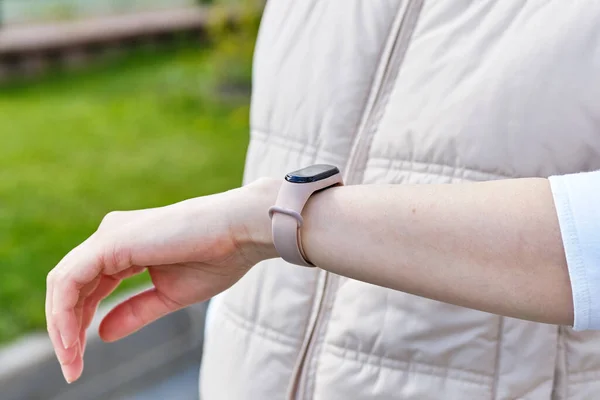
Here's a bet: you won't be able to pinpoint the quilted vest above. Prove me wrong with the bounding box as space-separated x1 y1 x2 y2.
201 1 600 399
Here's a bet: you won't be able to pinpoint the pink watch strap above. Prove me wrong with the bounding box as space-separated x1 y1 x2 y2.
269 173 343 267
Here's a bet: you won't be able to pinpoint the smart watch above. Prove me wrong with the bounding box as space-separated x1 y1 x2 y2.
268 164 344 267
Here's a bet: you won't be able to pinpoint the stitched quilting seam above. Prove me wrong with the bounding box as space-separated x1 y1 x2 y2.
251 129 516 181
252 128 319 155
368 157 512 180
251 129 348 165
219 301 301 347
322 342 493 387
249 134 514 181
567 369 600 384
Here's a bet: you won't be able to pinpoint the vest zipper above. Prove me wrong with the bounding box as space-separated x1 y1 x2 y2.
287 1 425 398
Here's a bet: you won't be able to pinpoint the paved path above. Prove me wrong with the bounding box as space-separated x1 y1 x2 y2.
0 297 208 400
0 6 209 55
116 362 200 400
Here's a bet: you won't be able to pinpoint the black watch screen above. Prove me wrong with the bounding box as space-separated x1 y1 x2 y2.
285 164 340 183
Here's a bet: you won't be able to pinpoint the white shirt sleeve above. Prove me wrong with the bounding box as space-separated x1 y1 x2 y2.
549 170 600 331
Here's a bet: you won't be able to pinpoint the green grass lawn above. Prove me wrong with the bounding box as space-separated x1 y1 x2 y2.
0 47 251 344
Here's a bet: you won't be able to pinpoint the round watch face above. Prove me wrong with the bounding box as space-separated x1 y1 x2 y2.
285 164 340 183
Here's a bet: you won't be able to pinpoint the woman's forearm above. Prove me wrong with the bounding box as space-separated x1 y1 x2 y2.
45 175 578 384
46 175 578 384
296 178 573 326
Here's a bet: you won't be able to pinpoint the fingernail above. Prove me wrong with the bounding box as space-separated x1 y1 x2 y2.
61 366 74 384
60 333 72 349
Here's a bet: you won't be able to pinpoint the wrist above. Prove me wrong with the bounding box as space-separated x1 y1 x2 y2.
299 185 339 268
230 177 282 265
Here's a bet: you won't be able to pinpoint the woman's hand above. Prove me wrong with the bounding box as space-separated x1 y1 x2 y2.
45 178 280 383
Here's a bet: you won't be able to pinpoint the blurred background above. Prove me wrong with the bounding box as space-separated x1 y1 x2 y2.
0 1 262 399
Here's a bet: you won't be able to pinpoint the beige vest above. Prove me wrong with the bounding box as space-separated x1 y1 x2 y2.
201 1 600 398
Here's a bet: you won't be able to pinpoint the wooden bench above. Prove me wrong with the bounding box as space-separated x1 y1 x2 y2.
0 6 235 80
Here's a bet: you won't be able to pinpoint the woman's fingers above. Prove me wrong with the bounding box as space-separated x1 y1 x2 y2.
46 295 78 380
60 342 84 384
46 235 121 382
78 275 122 353
60 278 110 384
48 321 78 367
57 270 139 383
51 269 86 352
46 270 78 368
77 267 147 351
99 287 183 343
